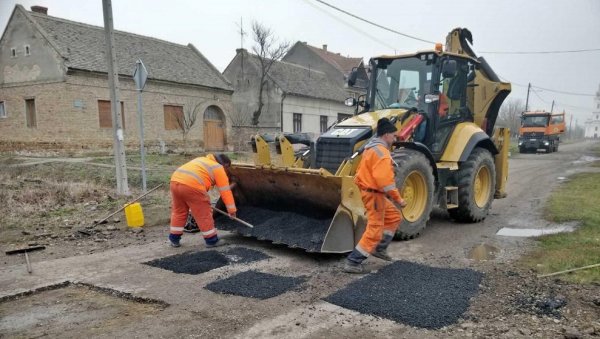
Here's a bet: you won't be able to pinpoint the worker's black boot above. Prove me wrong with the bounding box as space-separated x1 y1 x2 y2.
205 235 228 248
344 248 369 274
373 232 394 261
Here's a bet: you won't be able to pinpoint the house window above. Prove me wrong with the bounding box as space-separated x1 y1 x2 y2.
596 127 598 132
0 101 6 118
320 115 328 133
98 100 125 128
337 113 352 122
25 98 36 128
11 48 16 57
24 45 30 56
293 113 302 133
164 105 184 130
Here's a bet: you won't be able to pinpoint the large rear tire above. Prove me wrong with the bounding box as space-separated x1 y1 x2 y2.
449 148 496 222
392 149 435 239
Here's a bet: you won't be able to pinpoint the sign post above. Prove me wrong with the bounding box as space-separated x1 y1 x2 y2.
133 59 148 192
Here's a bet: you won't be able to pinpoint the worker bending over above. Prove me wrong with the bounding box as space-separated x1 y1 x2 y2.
345 118 407 273
168 153 236 248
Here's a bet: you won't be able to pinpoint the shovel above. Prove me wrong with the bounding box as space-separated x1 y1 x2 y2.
212 207 254 228
6 245 46 274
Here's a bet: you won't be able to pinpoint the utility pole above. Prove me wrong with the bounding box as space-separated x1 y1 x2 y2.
569 113 573 140
525 82 531 112
550 100 555 113
102 0 129 196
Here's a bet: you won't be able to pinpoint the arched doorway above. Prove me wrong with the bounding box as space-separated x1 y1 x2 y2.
203 105 225 151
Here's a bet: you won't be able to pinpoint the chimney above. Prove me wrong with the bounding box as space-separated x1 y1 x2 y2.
31 6 48 14
236 48 247 54
322 44 327 51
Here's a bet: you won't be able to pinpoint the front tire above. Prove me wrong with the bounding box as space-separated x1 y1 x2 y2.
392 149 435 239
449 148 496 222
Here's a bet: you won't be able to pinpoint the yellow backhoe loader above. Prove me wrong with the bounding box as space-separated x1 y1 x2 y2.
216 28 511 253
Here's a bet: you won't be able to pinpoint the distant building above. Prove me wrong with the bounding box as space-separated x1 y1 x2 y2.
282 41 368 98
0 5 233 150
584 84 600 139
223 48 353 147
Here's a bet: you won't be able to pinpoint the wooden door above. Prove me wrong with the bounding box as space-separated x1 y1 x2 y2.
204 120 224 151
25 98 36 128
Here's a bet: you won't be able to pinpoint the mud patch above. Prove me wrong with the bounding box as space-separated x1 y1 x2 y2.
206 270 306 299
0 282 166 338
144 247 270 274
215 206 332 252
324 261 483 329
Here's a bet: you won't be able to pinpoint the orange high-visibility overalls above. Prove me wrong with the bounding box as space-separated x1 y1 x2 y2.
352 138 403 257
169 154 236 240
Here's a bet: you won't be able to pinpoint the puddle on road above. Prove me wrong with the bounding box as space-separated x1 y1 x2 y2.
572 155 600 164
467 243 499 261
496 226 575 237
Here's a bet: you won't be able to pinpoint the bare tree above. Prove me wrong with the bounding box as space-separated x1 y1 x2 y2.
251 21 289 126
499 98 525 138
176 101 204 154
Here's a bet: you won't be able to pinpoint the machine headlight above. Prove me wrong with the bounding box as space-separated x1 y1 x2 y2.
544 141 549 145
518 141 523 145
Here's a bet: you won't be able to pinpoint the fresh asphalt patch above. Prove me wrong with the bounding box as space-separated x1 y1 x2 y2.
324 261 483 329
205 270 307 299
144 247 271 275
215 206 332 252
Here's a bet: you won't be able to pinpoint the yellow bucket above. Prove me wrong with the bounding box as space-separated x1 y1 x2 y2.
124 202 144 227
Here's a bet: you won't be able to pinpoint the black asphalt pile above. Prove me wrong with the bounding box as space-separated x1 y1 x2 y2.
215 206 333 252
324 261 483 329
205 270 306 299
222 246 272 264
144 247 270 275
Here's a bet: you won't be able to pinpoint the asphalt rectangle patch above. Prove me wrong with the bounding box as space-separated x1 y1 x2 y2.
205 270 306 299
144 247 270 275
324 261 483 329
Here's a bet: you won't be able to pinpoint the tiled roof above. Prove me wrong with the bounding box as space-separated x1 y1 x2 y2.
304 44 363 75
23 6 231 90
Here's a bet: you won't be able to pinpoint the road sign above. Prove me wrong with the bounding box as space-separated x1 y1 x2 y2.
133 59 148 91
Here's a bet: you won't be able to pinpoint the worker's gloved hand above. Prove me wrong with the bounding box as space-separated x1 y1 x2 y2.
397 199 408 208
228 212 236 220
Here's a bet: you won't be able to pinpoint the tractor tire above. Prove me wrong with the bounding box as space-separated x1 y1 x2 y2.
392 149 435 240
449 148 496 223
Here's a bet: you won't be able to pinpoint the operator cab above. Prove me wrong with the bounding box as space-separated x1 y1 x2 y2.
363 51 477 160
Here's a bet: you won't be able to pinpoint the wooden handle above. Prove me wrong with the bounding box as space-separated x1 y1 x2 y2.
94 183 164 225
213 207 254 228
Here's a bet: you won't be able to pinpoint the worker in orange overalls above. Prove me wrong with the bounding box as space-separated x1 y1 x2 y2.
168 154 236 248
344 118 407 273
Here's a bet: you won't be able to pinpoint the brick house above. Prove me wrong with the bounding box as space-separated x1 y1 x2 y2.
282 42 369 98
223 48 353 144
0 5 233 151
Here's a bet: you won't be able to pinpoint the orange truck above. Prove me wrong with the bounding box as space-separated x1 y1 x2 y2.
518 111 566 153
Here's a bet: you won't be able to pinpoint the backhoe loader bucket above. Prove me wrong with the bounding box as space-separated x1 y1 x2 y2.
214 164 360 253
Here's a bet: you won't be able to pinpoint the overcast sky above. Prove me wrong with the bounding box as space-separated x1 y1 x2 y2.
2 0 599 124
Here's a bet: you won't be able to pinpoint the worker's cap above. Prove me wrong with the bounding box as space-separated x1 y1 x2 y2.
377 118 398 136
215 154 232 167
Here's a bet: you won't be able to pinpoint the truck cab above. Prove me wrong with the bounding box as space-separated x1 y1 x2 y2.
518 111 566 153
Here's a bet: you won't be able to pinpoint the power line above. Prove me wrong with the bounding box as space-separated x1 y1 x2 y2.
503 78 596 98
531 85 595 97
312 0 435 44
480 48 600 55
302 0 399 51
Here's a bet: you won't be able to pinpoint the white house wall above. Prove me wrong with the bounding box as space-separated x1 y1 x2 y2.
282 95 353 137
